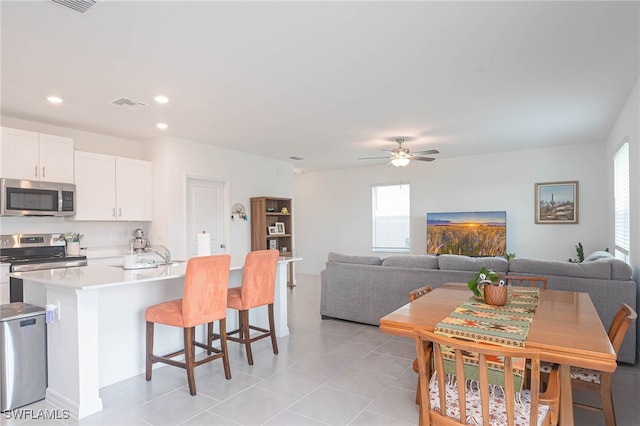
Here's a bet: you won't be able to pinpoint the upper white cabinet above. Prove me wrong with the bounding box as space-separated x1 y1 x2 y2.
0 127 74 183
74 151 152 221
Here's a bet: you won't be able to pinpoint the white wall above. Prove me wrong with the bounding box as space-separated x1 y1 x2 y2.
294 142 608 274
145 136 294 261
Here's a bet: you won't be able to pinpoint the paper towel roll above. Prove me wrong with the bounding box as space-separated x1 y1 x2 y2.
197 232 211 256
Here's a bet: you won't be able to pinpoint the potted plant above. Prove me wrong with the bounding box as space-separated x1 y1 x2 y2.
60 232 83 256
468 267 507 305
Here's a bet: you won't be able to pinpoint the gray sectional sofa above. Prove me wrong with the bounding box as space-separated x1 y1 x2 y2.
320 252 638 364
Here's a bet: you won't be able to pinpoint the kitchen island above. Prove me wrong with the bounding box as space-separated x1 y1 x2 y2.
11 256 298 419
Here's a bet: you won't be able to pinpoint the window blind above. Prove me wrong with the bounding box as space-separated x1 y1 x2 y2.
613 141 629 263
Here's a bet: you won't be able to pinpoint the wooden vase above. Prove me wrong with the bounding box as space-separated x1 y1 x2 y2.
483 285 508 306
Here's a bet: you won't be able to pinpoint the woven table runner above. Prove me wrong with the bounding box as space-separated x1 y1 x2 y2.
434 287 540 391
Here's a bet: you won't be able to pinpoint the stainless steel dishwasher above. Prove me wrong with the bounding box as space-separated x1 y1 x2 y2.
0 303 47 412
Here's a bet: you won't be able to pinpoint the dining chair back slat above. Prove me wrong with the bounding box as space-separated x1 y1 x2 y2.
499 275 547 289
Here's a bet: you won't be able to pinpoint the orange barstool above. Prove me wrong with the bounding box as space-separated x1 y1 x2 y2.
145 254 231 395
223 250 279 365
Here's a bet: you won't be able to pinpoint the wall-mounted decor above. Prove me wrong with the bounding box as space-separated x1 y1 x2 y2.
274 222 286 234
535 181 578 224
426 211 507 256
231 203 248 221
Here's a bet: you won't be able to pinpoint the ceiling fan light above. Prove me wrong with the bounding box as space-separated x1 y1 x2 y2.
391 157 410 167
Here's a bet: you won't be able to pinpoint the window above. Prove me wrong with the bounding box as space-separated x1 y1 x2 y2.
614 141 630 263
372 184 410 252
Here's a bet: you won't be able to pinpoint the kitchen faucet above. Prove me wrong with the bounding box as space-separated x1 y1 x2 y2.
145 245 171 264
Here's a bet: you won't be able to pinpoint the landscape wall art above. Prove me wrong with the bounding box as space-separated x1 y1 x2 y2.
426 211 507 256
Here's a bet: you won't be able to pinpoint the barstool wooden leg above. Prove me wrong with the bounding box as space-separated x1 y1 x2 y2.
237 311 244 340
207 322 214 355
145 321 154 381
268 303 278 354
220 318 232 379
242 310 253 365
184 327 196 395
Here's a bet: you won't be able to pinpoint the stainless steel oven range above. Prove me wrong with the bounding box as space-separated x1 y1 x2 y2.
0 234 88 302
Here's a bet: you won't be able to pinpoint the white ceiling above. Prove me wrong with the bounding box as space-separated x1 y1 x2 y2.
1 1 638 172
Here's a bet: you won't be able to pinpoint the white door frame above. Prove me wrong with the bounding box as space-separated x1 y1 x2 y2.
184 175 231 256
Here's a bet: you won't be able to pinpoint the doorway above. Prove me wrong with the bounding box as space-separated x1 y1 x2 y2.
185 176 230 256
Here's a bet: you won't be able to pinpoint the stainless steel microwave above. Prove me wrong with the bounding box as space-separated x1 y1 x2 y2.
0 178 76 216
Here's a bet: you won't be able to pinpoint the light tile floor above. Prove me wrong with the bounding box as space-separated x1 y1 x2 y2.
6 274 640 425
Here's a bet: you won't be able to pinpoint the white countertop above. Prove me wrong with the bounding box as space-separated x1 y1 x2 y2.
11 256 300 291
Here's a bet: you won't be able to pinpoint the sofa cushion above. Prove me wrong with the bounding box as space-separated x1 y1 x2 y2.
382 255 439 269
584 250 614 262
509 258 611 279
438 254 509 273
327 252 382 266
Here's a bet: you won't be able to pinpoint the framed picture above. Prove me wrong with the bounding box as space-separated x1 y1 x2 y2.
535 181 579 224
267 226 278 235
268 239 277 250
274 222 286 234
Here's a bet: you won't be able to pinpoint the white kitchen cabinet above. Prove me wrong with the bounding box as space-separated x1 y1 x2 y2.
115 157 153 220
0 127 74 183
74 151 152 221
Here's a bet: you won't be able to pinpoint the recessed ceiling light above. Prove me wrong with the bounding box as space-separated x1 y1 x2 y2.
154 95 169 104
156 123 168 130
47 96 63 104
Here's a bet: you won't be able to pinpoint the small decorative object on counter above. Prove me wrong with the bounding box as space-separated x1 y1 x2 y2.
280 207 288 214
132 228 148 252
197 230 211 256
60 232 83 256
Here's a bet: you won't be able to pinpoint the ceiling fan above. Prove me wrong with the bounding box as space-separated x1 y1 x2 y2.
359 137 439 167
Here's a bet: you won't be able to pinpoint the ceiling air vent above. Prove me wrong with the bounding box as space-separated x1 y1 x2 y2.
110 98 148 110
51 0 97 14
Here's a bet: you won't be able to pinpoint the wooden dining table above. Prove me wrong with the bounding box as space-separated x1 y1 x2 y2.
379 282 617 426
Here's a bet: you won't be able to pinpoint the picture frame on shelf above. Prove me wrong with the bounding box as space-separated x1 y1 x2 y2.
274 222 286 234
535 180 579 224
268 239 277 250
267 226 278 235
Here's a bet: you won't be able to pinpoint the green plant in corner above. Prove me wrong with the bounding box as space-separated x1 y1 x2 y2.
569 242 585 263
467 267 499 297
60 232 83 243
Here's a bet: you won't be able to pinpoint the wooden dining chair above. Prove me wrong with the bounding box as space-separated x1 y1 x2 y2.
541 303 636 426
499 274 548 289
409 285 433 404
414 328 560 426
409 284 433 302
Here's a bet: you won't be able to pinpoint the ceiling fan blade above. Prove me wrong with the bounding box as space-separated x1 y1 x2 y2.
412 156 436 162
359 156 390 160
412 149 440 155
